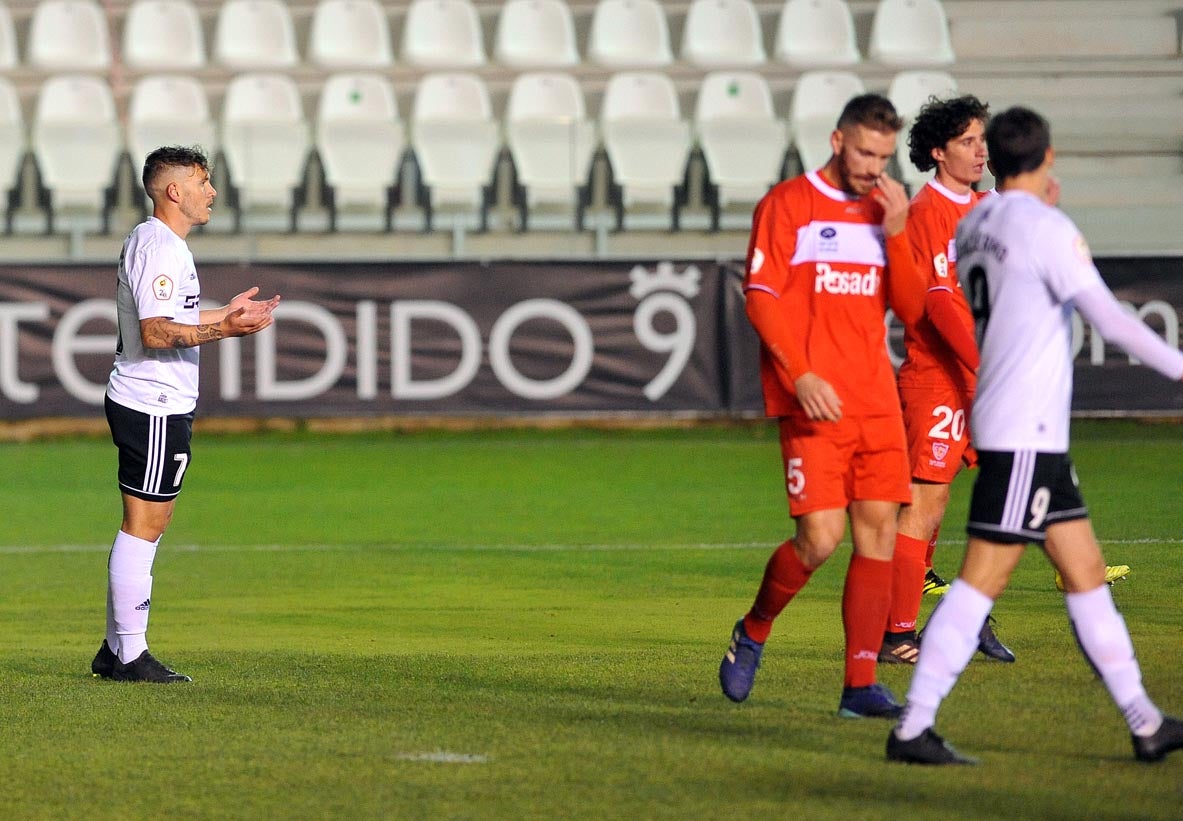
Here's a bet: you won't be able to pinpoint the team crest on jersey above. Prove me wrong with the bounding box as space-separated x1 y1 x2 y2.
931 442 949 462
154 275 175 300
933 252 949 279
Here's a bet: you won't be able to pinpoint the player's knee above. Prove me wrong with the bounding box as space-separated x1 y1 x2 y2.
793 531 842 569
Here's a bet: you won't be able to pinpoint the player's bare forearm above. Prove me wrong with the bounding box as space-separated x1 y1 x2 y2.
140 316 226 349
140 302 276 349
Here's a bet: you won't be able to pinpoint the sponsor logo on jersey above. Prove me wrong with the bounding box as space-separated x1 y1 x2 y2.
946 237 958 263
750 246 765 274
813 263 880 296
819 226 839 254
154 275 175 300
183 294 200 309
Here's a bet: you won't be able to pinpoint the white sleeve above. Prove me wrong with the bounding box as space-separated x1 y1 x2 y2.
1074 284 1183 380
1042 213 1103 303
129 244 180 320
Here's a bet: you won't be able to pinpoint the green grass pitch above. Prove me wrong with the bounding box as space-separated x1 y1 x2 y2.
0 420 1180 819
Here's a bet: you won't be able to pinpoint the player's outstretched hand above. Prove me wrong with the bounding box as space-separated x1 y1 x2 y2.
224 286 281 337
794 372 843 422
872 174 910 237
228 286 281 316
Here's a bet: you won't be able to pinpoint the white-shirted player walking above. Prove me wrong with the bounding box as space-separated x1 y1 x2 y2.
886 107 1183 764
92 146 279 683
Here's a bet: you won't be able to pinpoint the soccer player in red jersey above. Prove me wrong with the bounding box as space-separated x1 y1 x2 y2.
718 94 926 718
877 95 1015 665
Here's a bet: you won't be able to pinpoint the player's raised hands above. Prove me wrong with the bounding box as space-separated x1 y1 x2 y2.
872 173 910 237
223 286 281 337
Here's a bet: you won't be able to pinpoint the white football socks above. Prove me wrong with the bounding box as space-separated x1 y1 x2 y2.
895 579 994 741
1066 584 1163 737
107 530 159 664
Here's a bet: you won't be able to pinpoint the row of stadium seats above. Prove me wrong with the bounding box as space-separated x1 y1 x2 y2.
0 67 968 234
0 0 958 72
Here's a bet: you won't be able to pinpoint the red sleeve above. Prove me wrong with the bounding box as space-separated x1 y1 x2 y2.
743 186 811 392
745 288 808 390
926 287 980 371
884 230 925 327
744 187 796 298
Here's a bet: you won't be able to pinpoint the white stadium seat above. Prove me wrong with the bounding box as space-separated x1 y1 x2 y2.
600 71 693 228
788 70 865 171
868 0 955 67
127 75 217 176
401 0 487 68
681 0 767 68
213 0 299 70
308 0 394 69
695 71 787 226
410 72 501 228
123 0 206 70
887 70 958 189
953 16 1178 60
0 2 18 69
587 0 673 68
221 73 310 218
32 75 121 225
27 0 111 71
316 72 405 227
774 0 860 68
0 77 23 201
505 72 597 228
494 0 580 68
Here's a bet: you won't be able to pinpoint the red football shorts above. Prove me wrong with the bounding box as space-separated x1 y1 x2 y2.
899 383 977 484
778 413 911 517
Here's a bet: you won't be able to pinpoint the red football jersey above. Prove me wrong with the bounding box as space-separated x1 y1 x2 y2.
744 171 908 419
897 180 988 391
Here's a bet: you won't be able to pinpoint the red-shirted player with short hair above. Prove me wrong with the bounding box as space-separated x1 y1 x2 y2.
718 94 926 718
876 95 1016 665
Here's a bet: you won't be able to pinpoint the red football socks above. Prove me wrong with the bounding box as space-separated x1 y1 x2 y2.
926 526 940 569
886 533 929 635
743 539 813 644
843 553 892 688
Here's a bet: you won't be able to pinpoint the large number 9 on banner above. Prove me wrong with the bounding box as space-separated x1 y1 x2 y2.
633 292 696 401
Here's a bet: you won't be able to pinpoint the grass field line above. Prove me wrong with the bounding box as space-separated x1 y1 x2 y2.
1 536 1178 555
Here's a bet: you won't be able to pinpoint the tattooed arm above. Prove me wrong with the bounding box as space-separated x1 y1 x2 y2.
140 286 281 350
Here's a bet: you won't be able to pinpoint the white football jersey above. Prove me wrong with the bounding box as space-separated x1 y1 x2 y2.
956 190 1103 452
106 217 202 415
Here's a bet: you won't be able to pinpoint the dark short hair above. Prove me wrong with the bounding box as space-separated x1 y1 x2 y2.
836 93 903 135
142 145 210 195
907 94 990 173
985 107 1051 181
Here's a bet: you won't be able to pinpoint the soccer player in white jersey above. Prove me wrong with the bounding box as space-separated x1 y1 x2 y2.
91 146 280 683
885 107 1183 764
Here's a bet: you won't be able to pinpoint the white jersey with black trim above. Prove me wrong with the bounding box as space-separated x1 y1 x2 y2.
106 217 201 415
956 190 1103 452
